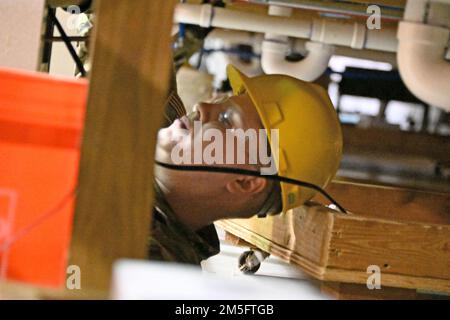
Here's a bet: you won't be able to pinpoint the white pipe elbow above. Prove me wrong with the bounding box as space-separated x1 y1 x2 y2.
261 40 333 81
397 21 450 111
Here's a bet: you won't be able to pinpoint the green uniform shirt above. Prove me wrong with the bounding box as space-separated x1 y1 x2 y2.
148 71 220 265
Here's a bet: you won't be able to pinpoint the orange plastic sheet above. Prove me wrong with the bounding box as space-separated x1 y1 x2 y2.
0 68 88 288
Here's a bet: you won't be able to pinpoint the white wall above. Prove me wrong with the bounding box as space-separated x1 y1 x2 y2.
0 0 46 71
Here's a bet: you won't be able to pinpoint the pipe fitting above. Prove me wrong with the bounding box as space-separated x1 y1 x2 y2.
261 39 333 81
174 4 213 28
268 5 293 17
198 3 213 28
397 21 450 110
174 3 398 52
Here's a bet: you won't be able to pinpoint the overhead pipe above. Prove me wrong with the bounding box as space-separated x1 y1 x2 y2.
203 29 398 66
292 38 397 66
174 3 399 53
397 0 450 111
260 5 333 81
261 40 333 81
247 0 404 21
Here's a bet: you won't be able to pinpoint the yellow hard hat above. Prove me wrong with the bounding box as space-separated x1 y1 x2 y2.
227 64 343 212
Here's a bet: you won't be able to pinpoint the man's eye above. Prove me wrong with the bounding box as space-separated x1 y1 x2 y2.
218 110 233 128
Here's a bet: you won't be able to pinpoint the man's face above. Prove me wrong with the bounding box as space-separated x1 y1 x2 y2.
156 92 266 168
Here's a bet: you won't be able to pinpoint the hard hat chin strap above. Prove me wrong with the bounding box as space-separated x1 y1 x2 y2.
255 181 281 218
154 161 347 214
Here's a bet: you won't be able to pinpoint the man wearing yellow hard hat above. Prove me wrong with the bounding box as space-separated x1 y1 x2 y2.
151 64 343 265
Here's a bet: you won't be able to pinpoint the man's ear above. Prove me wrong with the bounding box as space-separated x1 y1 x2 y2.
226 176 268 195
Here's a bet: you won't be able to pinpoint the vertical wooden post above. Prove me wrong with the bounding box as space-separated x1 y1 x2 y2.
69 0 176 291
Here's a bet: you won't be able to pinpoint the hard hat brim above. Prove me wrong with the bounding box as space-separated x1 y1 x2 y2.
227 64 250 96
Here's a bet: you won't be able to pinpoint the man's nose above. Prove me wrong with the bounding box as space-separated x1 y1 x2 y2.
195 101 218 123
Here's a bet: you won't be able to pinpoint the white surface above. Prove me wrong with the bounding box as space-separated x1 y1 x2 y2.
202 242 309 280
112 258 327 300
49 9 79 77
0 0 45 71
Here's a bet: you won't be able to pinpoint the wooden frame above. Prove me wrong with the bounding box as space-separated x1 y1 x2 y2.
217 185 450 294
342 124 450 163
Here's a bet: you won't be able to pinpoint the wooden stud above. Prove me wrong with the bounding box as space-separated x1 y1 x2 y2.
69 0 176 291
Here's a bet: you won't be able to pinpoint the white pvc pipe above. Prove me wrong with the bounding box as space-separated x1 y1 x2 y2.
203 29 398 66
403 0 428 22
293 38 398 66
397 21 450 110
260 4 333 81
174 4 311 38
261 40 333 81
174 3 398 53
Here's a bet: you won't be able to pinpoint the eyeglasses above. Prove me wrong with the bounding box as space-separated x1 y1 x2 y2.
190 96 245 130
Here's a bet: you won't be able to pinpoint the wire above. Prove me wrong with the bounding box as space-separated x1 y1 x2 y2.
154 160 347 214
47 8 87 77
0 162 345 255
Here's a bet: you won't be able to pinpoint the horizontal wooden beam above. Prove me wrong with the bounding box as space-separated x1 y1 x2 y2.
315 180 450 225
342 124 450 163
217 202 450 294
321 282 426 300
0 280 106 299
